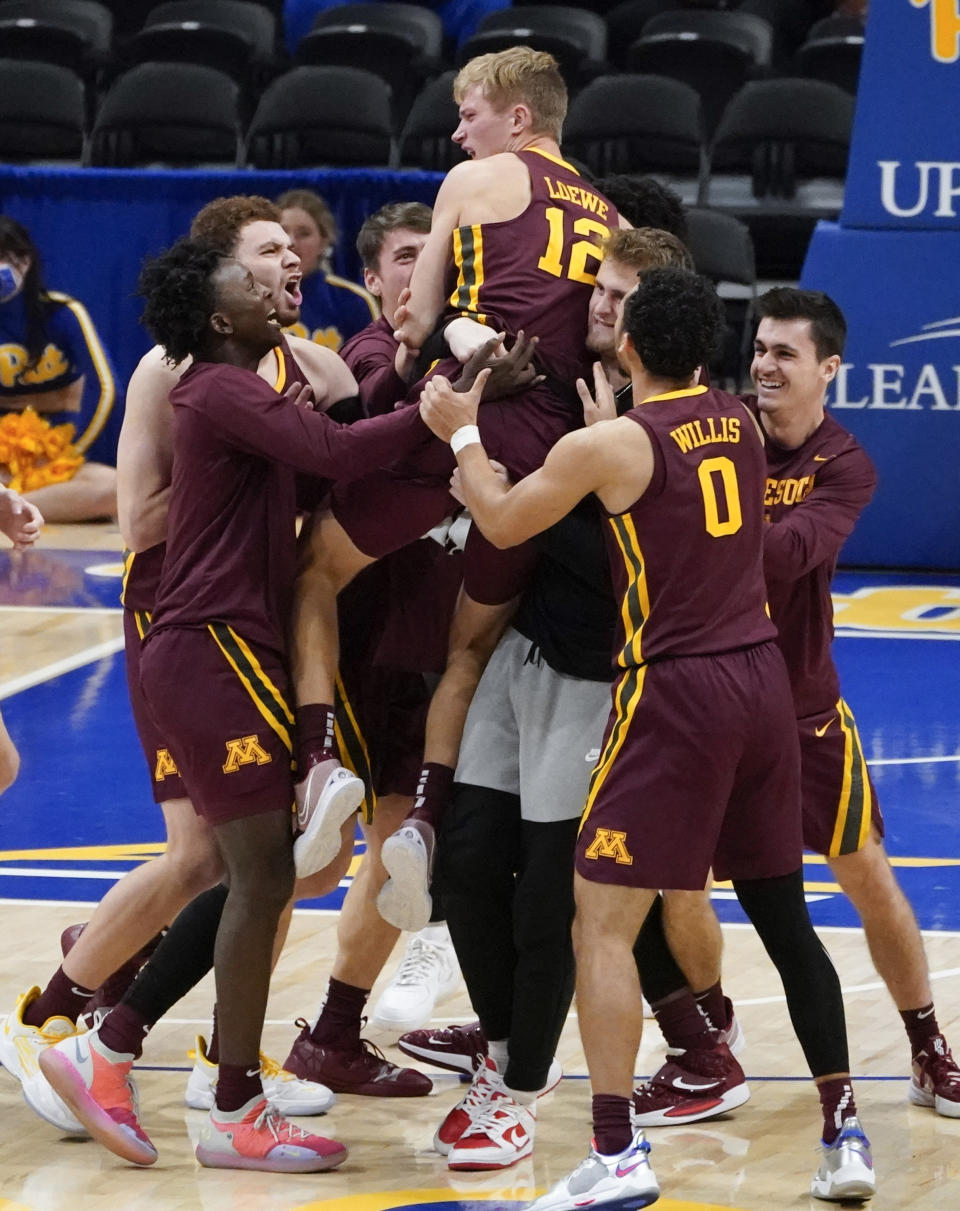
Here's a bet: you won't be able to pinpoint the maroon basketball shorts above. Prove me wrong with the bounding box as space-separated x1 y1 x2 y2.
337 664 429 808
330 384 577 561
576 641 803 890
139 625 295 827
798 698 883 856
123 609 186 805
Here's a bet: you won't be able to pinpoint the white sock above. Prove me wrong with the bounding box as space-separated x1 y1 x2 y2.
488 1038 509 1071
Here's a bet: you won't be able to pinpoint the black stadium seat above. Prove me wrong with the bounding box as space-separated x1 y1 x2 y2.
398 71 466 172
0 0 113 81
796 15 865 95
295 2 443 119
246 65 394 169
90 61 243 166
626 11 774 137
0 58 87 162
563 74 707 203
458 5 608 85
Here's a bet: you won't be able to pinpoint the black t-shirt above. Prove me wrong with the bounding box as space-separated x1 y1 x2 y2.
512 495 616 682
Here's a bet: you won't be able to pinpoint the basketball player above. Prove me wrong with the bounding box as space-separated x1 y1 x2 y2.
289 48 622 944
418 268 876 1205
633 289 960 1128
37 237 435 1172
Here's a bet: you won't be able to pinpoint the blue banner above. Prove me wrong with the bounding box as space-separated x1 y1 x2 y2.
842 2 960 229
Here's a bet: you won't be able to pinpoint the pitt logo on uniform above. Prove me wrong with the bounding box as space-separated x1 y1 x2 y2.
583 828 634 865
154 748 180 781
222 734 272 774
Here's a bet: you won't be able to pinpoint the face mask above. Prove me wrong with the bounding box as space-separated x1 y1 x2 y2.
0 262 24 304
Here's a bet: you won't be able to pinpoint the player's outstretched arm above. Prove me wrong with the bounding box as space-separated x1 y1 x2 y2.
0 485 43 550
117 346 180 551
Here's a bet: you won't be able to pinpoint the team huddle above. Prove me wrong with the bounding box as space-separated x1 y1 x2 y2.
3 46 959 1211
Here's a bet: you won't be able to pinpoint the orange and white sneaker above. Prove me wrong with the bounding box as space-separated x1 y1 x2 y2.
38 1029 157 1165
448 1090 536 1170
1 987 87 1136
434 1056 501 1155
195 1094 348 1172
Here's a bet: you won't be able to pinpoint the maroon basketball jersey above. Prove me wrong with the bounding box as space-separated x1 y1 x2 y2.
607 386 776 666
443 148 617 389
340 315 407 417
120 542 165 613
750 400 877 717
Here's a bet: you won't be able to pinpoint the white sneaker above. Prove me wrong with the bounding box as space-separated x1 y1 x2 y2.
527 1130 660 1210
293 763 365 878
449 1090 536 1170
377 818 435 932
370 925 459 1033
0 987 87 1136
184 1035 336 1115
810 1115 876 1201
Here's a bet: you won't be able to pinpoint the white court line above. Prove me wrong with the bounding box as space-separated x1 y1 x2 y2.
868 753 960 766
0 867 130 881
834 629 960 642
0 636 124 700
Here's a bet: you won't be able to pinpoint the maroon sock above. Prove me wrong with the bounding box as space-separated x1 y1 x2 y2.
692 982 729 1033
97 1002 151 1059
410 762 454 829
592 1093 634 1156
309 977 369 1046
901 1004 940 1058
215 1061 263 1113
24 967 96 1028
296 703 338 775
653 988 717 1050
818 1077 857 1144
208 1005 220 1065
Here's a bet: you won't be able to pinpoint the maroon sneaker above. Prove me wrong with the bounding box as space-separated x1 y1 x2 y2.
283 1019 432 1097
910 1034 960 1118
632 1042 750 1127
398 1020 487 1076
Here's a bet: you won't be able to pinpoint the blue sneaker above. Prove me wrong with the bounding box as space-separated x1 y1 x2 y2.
527 1129 659 1210
810 1115 876 1201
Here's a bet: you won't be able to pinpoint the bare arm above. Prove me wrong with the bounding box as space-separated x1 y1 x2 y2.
0 485 43 550
116 346 180 551
283 336 359 409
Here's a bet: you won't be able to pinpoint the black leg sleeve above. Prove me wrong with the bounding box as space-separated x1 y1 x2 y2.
504 817 580 1092
632 893 689 1003
122 884 228 1026
733 869 850 1078
435 784 523 1042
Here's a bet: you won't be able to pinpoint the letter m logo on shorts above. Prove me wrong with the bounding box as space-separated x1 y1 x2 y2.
583 828 634 865
154 748 180 781
222 734 273 774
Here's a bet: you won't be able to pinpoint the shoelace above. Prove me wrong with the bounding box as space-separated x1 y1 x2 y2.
254 1101 311 1143
394 939 445 986
459 1066 497 1113
931 1053 960 1086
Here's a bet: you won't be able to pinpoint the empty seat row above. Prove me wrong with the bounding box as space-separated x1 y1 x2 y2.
0 56 854 221
0 0 866 118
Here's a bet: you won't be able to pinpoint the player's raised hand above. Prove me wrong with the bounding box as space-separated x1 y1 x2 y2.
578 361 617 426
420 369 491 442
0 486 43 550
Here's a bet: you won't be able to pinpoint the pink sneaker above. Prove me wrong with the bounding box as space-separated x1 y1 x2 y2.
196 1095 348 1172
39 1030 157 1165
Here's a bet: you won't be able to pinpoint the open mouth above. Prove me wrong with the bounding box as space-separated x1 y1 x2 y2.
284 277 302 308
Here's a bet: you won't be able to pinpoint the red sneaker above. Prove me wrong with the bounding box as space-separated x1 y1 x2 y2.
910 1034 960 1118
399 1020 487 1075
435 1056 501 1155
283 1019 432 1097
448 1089 536 1170
632 1042 750 1127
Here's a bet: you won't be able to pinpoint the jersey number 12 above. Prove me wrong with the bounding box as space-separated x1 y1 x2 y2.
538 208 609 284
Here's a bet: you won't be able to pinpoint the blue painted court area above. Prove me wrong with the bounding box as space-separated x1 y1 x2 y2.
1 553 958 932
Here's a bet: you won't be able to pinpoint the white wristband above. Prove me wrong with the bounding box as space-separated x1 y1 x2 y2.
450 424 482 455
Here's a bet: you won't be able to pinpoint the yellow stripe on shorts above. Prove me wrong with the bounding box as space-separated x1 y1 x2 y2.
334 674 376 824
828 697 873 856
208 624 294 757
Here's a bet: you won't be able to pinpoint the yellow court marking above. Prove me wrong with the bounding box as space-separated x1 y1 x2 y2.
296 1192 747 1211
0 843 166 862
0 1201 31 1211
